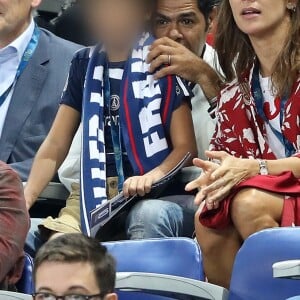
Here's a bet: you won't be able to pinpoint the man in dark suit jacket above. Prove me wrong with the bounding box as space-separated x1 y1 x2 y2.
0 0 80 181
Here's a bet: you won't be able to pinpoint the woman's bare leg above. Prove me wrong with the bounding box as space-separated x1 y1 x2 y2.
195 208 242 288
231 188 284 240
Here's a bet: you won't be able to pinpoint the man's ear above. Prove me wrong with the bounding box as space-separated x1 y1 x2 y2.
31 0 42 10
207 6 219 33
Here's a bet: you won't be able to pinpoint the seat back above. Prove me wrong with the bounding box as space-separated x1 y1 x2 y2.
104 238 204 300
229 228 300 300
16 253 34 295
0 291 31 299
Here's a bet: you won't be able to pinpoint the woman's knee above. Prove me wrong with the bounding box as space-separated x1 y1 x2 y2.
232 188 284 239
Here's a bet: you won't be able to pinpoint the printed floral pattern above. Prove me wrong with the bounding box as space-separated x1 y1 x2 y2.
199 67 300 229
210 67 300 159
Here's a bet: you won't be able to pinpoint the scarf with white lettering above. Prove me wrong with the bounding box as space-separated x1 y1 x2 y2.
81 32 187 235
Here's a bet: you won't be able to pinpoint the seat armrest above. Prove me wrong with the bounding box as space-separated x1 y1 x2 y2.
38 182 69 201
0 291 31 299
116 272 228 300
273 260 300 280
23 182 69 202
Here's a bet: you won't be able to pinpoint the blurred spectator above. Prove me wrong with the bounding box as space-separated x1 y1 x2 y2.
0 162 29 290
25 0 196 251
33 234 117 300
0 0 80 181
26 0 222 253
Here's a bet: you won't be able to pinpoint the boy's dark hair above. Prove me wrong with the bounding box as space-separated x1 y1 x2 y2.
34 234 116 294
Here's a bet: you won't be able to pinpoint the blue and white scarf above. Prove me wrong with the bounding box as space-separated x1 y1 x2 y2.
81 32 187 235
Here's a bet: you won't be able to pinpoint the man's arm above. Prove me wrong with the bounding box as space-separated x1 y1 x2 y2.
0 163 29 284
148 37 223 102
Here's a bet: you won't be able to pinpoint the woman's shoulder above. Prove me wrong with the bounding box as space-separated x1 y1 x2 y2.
218 78 243 105
218 67 253 106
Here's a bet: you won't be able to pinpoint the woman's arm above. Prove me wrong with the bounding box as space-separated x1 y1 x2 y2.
123 102 197 197
24 105 80 209
264 157 300 178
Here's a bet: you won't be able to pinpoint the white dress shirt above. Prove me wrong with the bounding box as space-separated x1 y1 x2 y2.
0 19 35 137
192 44 219 159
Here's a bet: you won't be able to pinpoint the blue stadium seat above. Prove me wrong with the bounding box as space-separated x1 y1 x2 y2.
228 228 300 300
16 253 34 294
104 238 205 300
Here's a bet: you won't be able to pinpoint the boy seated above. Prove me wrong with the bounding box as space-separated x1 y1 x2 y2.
25 0 196 243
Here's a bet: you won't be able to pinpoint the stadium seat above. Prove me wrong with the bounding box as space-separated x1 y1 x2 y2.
116 272 228 299
228 227 300 300
16 253 34 295
104 238 208 300
0 292 31 300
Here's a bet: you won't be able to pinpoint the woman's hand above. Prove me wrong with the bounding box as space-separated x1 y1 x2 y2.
123 174 158 198
185 158 221 208
200 151 259 208
186 151 259 210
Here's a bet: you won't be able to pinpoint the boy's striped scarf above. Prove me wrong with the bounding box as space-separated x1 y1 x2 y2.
81 32 188 235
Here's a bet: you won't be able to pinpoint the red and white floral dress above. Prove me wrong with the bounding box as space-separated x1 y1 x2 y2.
199 66 300 229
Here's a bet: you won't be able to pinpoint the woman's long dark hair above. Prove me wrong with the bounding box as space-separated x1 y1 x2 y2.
215 0 300 96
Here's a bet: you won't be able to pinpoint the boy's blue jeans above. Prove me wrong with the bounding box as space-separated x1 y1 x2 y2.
126 196 196 239
25 195 196 256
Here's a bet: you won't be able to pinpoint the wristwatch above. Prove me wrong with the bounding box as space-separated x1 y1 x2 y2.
257 159 269 175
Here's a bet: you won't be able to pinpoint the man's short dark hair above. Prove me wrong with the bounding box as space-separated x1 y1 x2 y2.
34 234 116 294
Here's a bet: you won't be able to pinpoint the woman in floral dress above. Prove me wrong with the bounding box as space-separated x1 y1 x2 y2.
186 0 300 288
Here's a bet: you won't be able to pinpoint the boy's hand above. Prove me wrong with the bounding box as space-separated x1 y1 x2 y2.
123 174 159 198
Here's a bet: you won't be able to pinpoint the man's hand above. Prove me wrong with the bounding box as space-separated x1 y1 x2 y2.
147 37 222 100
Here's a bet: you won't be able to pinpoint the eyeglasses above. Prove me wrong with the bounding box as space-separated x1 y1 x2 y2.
32 292 106 300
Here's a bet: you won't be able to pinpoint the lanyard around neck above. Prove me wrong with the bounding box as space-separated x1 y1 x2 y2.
0 25 40 107
251 64 295 157
104 66 125 191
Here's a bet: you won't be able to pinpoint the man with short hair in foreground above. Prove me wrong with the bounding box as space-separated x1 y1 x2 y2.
33 234 118 300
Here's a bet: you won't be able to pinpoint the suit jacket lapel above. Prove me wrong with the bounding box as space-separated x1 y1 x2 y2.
0 31 50 162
